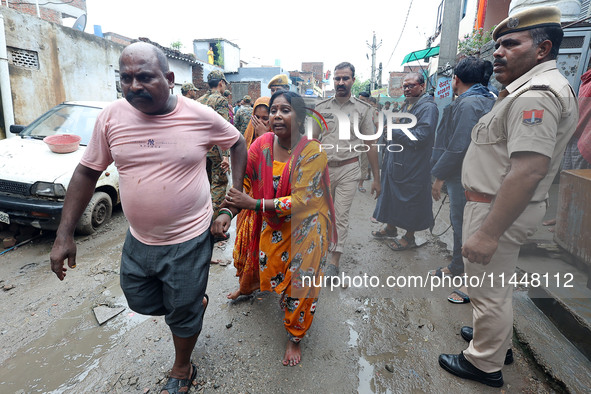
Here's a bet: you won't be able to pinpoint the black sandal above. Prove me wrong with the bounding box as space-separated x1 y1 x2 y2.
371 227 398 239
160 362 197 393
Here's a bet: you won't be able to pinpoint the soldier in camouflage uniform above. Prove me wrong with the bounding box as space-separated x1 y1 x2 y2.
198 70 232 223
233 95 253 135
181 82 198 99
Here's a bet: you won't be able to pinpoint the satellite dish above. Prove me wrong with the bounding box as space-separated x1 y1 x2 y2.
72 14 87 31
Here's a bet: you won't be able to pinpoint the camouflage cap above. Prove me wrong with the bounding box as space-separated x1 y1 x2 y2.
181 82 197 93
207 70 229 84
243 95 251 103
223 89 232 97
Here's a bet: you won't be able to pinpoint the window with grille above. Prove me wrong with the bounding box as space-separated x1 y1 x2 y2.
7 47 39 70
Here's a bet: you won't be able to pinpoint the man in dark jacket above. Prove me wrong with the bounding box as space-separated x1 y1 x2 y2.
372 73 439 250
429 57 495 283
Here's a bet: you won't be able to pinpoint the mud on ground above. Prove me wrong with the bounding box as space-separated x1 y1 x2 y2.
0 191 555 393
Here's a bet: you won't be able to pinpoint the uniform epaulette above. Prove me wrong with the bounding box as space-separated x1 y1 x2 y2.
316 97 332 105
352 97 372 108
530 84 551 91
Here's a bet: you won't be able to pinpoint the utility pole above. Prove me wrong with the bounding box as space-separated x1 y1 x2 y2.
366 32 382 91
436 0 462 111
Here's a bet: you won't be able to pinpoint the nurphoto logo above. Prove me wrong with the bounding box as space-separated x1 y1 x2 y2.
305 108 418 153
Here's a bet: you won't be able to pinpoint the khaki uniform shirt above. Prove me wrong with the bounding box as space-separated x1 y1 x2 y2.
315 96 375 162
462 61 578 202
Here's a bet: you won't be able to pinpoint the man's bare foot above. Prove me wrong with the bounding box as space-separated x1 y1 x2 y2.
282 341 301 366
543 218 556 226
227 289 242 300
448 285 469 303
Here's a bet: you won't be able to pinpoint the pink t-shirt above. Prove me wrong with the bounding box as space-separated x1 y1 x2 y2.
81 96 240 245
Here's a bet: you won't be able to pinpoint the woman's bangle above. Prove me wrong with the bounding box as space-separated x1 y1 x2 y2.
262 198 265 213
219 207 233 220
255 199 261 212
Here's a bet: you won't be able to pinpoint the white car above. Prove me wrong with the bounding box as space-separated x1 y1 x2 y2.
0 102 119 234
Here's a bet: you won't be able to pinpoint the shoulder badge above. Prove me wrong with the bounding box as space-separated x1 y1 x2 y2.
522 109 544 126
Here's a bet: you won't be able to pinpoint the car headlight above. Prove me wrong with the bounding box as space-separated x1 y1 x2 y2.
31 182 66 198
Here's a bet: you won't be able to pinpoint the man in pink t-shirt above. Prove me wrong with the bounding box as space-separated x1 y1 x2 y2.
50 42 247 393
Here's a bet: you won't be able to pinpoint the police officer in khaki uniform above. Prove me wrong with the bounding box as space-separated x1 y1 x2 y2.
314 62 381 276
439 7 578 387
268 74 290 95
198 70 233 232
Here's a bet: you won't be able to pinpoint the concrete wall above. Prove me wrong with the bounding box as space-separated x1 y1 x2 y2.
2 8 198 128
171 58 195 96
193 39 240 72
2 7 123 126
221 40 240 73
459 0 479 39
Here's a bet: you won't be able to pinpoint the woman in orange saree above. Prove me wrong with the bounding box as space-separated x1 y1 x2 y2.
227 97 271 300
225 91 336 367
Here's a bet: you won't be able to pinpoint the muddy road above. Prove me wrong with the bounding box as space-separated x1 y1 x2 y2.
0 191 554 393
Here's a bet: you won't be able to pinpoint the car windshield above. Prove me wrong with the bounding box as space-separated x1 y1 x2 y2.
20 104 102 146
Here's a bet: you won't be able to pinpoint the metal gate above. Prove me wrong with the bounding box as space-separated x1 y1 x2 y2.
231 82 250 104
558 27 591 94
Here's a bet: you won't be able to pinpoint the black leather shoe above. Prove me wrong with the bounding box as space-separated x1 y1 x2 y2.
460 326 514 365
439 352 504 387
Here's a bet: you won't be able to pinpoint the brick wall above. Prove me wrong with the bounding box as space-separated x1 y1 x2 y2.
302 62 324 83
389 71 406 97
246 81 261 102
6 1 87 24
193 64 208 97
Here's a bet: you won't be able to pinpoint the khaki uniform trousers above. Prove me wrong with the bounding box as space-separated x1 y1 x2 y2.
462 200 546 372
358 152 369 181
329 161 361 254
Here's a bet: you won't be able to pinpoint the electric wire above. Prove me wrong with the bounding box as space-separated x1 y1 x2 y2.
385 0 414 69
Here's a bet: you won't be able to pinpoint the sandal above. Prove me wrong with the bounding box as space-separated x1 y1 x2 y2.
428 266 462 278
371 227 398 239
387 235 416 251
160 362 197 393
447 289 470 304
429 267 447 278
358 185 366 193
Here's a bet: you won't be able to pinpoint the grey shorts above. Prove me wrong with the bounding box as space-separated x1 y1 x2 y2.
120 229 212 338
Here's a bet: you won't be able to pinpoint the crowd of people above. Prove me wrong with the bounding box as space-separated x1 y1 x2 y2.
47 5 591 392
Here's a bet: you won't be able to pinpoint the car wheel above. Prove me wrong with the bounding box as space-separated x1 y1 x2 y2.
76 191 112 235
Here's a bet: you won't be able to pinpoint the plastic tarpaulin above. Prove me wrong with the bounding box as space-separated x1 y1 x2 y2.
401 46 440 65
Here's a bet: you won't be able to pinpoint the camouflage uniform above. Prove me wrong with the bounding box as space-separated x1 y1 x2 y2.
200 70 232 216
234 104 253 135
197 90 212 105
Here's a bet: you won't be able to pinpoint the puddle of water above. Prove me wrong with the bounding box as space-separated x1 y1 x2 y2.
357 356 375 393
0 280 149 393
347 320 359 348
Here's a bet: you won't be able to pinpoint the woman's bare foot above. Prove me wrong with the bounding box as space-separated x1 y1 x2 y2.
227 289 242 300
543 218 556 226
282 341 301 366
